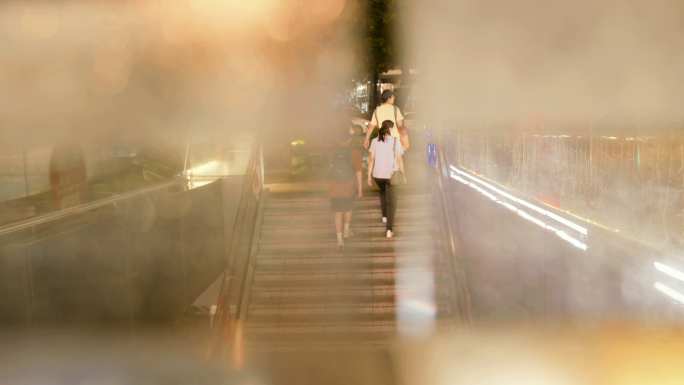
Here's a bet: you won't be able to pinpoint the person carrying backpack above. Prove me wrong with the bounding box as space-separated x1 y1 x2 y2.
363 90 408 151
330 128 363 250
367 120 405 239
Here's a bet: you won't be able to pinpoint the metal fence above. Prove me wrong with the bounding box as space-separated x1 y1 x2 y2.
451 123 684 252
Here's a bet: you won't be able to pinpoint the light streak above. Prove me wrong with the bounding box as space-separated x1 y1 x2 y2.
654 282 684 304
187 160 219 175
517 210 547 228
450 170 588 250
556 231 588 250
502 202 518 212
655 262 684 283
450 165 588 235
546 211 588 236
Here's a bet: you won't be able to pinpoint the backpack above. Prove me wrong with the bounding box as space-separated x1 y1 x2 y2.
331 147 354 183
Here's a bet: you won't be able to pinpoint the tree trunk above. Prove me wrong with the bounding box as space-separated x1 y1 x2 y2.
369 72 379 115
400 65 411 88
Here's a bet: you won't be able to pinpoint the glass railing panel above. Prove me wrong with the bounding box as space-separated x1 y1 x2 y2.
441 125 684 327
186 135 254 190
0 139 189 229
0 170 248 333
451 123 684 252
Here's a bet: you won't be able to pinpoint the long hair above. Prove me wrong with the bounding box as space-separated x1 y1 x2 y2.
378 120 394 142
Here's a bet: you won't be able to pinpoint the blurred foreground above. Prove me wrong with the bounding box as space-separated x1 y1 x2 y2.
3 326 684 385
5 0 684 383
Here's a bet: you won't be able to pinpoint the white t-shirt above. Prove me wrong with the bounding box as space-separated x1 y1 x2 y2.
369 136 404 179
370 104 404 138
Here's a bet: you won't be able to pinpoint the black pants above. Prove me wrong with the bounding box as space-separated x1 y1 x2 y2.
374 178 398 231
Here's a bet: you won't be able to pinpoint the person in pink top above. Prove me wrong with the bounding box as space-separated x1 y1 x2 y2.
366 120 405 239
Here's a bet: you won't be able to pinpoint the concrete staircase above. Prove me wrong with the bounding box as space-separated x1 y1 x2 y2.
242 189 457 352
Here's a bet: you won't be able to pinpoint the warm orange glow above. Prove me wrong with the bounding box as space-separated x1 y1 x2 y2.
63 0 104 30
302 0 346 25
90 30 134 95
21 0 60 39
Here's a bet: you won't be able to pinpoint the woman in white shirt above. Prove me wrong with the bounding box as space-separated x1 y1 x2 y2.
366 120 406 239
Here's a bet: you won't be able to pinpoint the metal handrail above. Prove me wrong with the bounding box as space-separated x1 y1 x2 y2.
210 135 263 360
0 177 185 237
434 128 474 329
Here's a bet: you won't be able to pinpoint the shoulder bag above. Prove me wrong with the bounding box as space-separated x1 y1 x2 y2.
390 137 406 186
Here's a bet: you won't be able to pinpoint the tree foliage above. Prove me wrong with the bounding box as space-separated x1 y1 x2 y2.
360 0 397 76
350 0 399 112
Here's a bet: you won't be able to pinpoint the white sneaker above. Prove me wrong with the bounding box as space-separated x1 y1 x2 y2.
382 217 387 223
386 230 394 239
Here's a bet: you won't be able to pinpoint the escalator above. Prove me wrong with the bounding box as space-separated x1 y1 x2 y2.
209 128 471 383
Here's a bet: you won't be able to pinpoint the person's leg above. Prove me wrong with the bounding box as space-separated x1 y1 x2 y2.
334 211 344 249
375 178 388 219
343 209 353 237
335 211 343 234
386 183 398 231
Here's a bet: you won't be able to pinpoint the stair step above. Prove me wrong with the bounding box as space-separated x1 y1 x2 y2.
261 210 436 224
252 274 448 286
247 302 450 317
262 203 435 217
259 229 437 245
253 266 448 282
255 248 442 264
256 247 441 258
258 238 440 250
247 301 398 313
260 217 437 232
255 259 444 271
266 193 432 203
260 223 438 236
250 282 451 297
245 341 391 352
255 253 444 268
248 291 451 306
249 294 399 306
247 309 451 325
265 195 433 208
261 213 439 234
245 318 454 334
246 331 395 343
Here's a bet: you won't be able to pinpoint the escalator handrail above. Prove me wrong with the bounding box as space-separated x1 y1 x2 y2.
434 128 475 329
0 177 185 237
210 136 263 358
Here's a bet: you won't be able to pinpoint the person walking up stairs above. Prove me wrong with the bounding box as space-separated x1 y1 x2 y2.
329 129 364 250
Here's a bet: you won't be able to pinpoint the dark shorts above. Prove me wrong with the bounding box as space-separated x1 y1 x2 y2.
330 197 354 212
